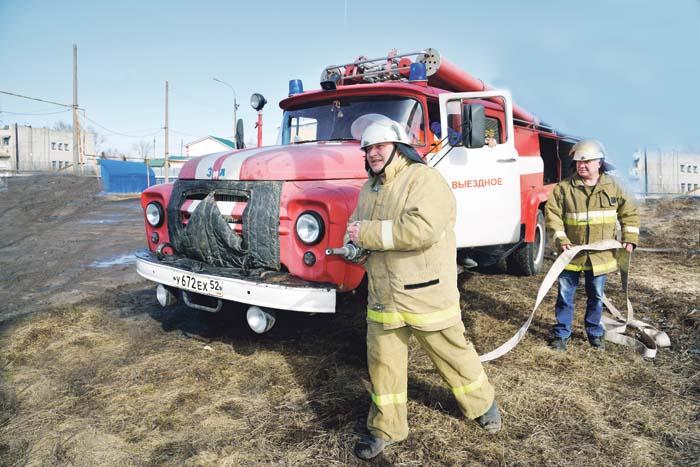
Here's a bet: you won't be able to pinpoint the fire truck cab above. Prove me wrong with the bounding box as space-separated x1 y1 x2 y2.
135 48 578 332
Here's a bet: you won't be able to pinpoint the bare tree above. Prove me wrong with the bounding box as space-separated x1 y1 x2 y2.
132 140 151 160
100 148 126 160
52 121 72 132
88 126 106 151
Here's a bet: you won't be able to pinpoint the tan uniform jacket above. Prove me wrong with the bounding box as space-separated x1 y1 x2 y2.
349 154 461 332
545 173 640 275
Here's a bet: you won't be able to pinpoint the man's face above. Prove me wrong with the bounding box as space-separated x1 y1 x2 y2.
576 158 602 180
365 142 394 173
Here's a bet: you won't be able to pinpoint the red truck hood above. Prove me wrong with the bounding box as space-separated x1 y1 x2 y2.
178 142 368 181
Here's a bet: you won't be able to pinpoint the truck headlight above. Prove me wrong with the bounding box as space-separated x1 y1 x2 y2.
146 202 164 227
295 211 324 245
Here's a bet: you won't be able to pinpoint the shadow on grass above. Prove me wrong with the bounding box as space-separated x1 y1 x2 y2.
121 286 370 436
123 276 551 440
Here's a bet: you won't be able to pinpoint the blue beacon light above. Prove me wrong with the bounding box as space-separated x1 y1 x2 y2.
289 79 304 96
408 62 427 82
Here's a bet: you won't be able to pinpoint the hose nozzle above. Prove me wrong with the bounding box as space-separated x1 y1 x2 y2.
325 243 367 262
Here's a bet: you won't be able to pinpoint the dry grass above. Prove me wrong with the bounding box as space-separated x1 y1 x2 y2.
0 180 698 466
639 197 700 250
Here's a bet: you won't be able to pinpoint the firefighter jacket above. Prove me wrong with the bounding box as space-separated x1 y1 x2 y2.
349 153 461 332
545 173 640 276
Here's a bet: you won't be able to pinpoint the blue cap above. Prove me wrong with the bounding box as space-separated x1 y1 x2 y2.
408 63 427 82
289 79 304 96
430 121 442 138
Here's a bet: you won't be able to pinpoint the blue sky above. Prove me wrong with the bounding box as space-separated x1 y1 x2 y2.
1 0 699 176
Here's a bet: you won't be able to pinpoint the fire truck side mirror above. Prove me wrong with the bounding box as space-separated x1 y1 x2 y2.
236 118 245 149
461 104 486 149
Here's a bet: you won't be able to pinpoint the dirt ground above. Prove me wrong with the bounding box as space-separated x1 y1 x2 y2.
0 174 698 466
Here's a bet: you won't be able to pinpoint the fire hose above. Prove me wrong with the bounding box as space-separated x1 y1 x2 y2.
478 239 671 362
328 240 671 360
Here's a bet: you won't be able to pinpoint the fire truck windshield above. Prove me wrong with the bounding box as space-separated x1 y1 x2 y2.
281 96 424 146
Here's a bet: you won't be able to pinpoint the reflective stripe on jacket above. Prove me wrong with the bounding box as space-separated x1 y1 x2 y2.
545 173 640 276
349 154 461 332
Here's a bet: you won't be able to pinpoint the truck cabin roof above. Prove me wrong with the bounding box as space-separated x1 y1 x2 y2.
279 81 502 111
279 81 576 143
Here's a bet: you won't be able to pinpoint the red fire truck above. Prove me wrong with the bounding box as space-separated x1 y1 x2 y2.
135 48 579 332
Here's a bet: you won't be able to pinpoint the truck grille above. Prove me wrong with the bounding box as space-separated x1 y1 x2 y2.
179 192 248 233
166 179 283 272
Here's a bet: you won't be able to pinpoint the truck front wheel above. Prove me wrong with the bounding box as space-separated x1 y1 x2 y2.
507 210 545 276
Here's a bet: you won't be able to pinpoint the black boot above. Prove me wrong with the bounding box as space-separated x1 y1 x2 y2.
550 337 569 352
475 400 502 434
588 335 605 349
354 435 395 460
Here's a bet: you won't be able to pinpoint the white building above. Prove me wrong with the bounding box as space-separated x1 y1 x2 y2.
630 149 700 196
0 124 96 175
147 155 189 183
185 136 236 158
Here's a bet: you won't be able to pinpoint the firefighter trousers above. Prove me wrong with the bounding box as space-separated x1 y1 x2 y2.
366 320 495 442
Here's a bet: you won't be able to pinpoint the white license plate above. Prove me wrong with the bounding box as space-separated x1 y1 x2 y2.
173 272 224 297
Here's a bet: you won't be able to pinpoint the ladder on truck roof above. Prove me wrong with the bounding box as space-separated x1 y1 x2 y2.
321 47 585 142
322 47 541 126
322 48 440 84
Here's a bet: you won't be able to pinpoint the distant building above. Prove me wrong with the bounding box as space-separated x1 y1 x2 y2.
141 134 239 183
185 136 236 158
630 149 700 196
147 155 189 183
0 124 96 175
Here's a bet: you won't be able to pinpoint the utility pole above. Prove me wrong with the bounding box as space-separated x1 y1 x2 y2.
233 97 238 146
164 80 169 183
14 123 19 173
643 148 648 195
213 78 239 147
72 44 80 173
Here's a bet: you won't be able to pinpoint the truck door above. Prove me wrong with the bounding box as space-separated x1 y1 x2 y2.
431 91 521 248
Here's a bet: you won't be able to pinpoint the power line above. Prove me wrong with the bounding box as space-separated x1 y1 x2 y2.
0 109 71 116
170 88 231 112
82 113 161 138
0 89 201 146
170 128 198 137
0 90 79 109
0 105 70 113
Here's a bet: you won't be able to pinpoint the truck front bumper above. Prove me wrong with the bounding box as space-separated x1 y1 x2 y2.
135 249 336 313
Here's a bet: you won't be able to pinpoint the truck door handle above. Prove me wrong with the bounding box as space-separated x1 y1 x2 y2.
496 158 517 163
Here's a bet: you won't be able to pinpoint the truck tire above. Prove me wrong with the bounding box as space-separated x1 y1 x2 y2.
507 210 545 276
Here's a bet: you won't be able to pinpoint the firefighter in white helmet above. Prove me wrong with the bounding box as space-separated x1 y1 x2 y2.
545 139 640 351
346 117 501 460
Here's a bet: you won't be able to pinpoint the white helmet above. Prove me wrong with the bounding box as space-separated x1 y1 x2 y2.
353 116 424 175
358 119 411 149
570 139 615 171
350 114 392 140
570 139 606 161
